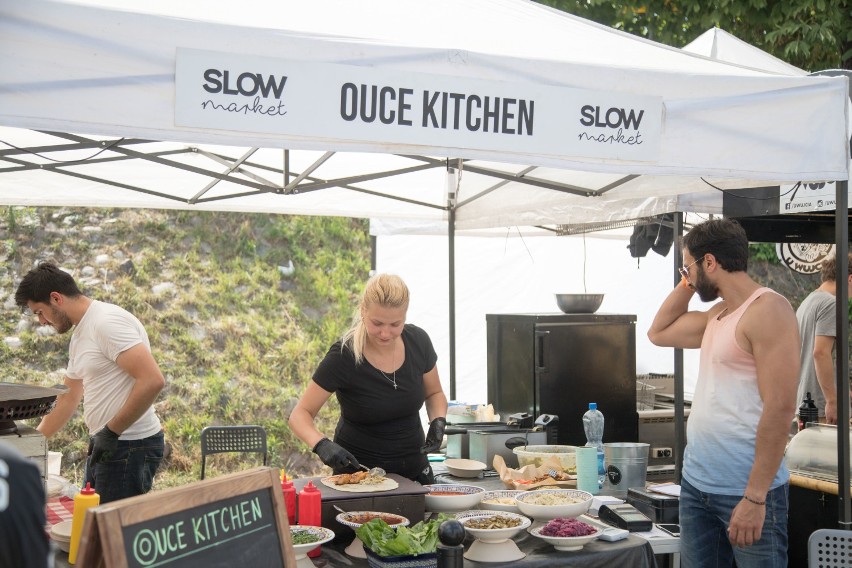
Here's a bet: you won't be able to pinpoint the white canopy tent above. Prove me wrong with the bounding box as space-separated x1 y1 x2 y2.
0 0 847 232
1 1 851 520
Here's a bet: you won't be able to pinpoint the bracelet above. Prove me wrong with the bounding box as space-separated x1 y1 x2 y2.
743 495 766 506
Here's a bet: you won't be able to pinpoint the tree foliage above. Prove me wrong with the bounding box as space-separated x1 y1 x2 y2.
541 0 851 71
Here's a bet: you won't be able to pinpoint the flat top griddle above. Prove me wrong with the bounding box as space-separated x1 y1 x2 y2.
0 382 68 434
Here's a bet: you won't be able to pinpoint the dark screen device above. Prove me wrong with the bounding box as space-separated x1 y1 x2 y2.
598 503 653 532
657 523 680 537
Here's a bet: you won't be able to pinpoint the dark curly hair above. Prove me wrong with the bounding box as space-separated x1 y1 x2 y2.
681 218 749 273
14 262 82 308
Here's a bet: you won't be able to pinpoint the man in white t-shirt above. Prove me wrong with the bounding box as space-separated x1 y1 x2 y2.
15 262 165 503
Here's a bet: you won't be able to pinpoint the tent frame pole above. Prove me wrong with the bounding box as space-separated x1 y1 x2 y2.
448 166 458 400
835 180 850 527
674 212 686 482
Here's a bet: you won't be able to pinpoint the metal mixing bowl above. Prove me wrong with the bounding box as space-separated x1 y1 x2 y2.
554 294 603 314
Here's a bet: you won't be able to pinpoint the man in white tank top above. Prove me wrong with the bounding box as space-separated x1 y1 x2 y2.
648 219 799 568
15 262 165 504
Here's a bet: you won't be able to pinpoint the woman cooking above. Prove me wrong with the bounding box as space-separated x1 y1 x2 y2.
289 273 448 484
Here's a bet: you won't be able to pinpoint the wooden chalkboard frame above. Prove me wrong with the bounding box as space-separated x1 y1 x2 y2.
76 467 296 568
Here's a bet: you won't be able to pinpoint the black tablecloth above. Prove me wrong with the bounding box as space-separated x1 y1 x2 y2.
309 530 657 568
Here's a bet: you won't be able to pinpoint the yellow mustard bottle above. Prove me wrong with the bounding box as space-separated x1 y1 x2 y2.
68 482 100 564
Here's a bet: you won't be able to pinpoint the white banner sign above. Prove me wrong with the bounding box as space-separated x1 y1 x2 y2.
175 48 663 161
780 181 849 213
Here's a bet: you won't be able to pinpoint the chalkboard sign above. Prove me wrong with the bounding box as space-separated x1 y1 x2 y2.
76 467 296 568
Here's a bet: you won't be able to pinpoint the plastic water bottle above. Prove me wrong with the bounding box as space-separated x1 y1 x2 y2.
583 403 606 490
798 392 819 431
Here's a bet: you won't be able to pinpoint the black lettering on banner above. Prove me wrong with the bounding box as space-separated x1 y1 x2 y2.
449 93 465 130
467 95 482 131
203 69 223 94
339 84 414 125
201 69 287 98
340 83 358 121
481 96 497 133
418 92 533 135
422 91 440 127
518 100 533 135
201 97 286 117
398 88 413 126
578 103 647 147
501 98 516 135
360 84 378 123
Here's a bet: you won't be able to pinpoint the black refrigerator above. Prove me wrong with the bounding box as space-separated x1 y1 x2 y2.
486 313 638 446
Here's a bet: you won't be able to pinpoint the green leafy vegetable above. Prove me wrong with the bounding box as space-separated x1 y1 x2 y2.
355 514 453 557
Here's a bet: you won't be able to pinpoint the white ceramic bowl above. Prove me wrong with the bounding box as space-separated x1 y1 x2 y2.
529 524 601 551
514 489 593 520
335 511 410 529
50 520 73 553
455 510 531 543
478 490 524 513
424 484 486 512
444 458 487 478
289 526 335 557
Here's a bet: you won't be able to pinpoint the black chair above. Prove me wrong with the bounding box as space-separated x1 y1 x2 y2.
200 425 268 480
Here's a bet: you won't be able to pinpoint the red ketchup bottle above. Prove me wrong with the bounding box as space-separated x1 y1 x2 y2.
280 472 296 526
297 481 322 558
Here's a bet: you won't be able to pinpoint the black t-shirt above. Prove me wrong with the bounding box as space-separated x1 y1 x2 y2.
313 324 438 478
0 442 49 568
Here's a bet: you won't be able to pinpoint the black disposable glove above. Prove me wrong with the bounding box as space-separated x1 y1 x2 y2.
420 417 446 454
312 438 361 471
89 425 120 465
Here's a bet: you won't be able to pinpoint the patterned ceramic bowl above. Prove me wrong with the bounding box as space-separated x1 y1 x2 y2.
423 484 485 512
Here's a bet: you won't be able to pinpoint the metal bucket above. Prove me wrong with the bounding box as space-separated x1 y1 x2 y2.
603 442 649 497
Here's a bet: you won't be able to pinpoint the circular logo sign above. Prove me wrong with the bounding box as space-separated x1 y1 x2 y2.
776 243 835 275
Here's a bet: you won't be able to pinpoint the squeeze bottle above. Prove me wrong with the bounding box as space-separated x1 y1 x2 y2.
297 481 322 558
582 403 606 489
797 391 819 431
280 471 297 526
68 482 100 564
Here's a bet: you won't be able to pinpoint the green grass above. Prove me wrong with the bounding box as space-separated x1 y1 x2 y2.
0 207 369 487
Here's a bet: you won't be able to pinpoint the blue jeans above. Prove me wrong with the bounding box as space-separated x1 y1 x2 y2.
85 430 164 504
680 477 788 568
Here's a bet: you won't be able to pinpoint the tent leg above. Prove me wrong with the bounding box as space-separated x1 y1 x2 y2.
835 180 850 527
448 167 457 401
674 212 686 483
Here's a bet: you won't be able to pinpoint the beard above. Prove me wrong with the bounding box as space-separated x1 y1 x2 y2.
48 306 74 334
693 267 719 303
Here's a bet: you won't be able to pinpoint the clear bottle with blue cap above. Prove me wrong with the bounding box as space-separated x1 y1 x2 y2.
582 402 605 490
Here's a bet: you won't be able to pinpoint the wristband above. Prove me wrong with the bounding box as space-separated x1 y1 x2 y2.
743 494 765 506
681 276 690 289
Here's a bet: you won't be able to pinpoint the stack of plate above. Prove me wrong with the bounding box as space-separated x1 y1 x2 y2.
50 520 73 552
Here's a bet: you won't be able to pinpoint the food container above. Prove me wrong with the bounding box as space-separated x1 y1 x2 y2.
512 445 578 472
468 430 547 469
445 422 510 460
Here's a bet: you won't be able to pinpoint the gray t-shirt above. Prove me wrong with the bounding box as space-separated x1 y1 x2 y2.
796 290 836 417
